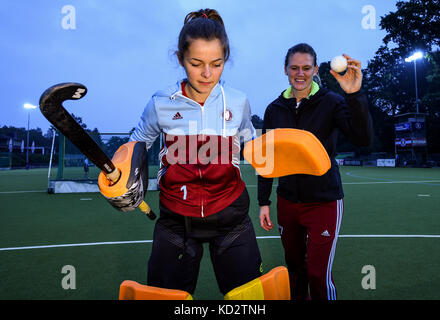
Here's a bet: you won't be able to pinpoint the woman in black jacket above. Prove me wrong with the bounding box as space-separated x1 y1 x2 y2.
258 43 372 300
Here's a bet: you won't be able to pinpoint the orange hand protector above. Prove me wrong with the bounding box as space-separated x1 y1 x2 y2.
243 128 330 178
98 141 155 219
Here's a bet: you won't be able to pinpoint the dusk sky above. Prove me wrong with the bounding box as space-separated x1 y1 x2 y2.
1 0 399 135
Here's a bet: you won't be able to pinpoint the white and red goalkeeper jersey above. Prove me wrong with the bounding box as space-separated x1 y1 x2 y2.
130 79 256 217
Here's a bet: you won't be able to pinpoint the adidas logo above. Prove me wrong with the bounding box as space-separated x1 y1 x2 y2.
321 230 331 237
172 112 183 120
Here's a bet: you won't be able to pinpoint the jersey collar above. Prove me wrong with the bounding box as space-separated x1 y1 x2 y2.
283 81 320 99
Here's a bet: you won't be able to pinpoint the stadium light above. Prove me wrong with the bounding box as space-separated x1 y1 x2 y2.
23 103 37 169
24 103 37 110
404 51 423 62
405 51 424 113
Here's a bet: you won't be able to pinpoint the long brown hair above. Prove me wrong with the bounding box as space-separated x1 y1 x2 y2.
177 9 230 62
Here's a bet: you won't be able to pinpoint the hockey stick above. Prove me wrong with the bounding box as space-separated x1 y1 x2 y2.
39 82 156 220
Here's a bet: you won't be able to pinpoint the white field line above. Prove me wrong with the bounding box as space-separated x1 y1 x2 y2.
338 235 440 238
2 180 439 194
0 190 46 194
1 235 439 251
0 240 154 251
245 180 440 187
343 180 440 185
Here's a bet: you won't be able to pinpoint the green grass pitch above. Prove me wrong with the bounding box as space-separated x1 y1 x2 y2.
1 165 439 300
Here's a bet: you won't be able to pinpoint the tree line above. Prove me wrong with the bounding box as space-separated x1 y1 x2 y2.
2 0 439 167
253 0 440 157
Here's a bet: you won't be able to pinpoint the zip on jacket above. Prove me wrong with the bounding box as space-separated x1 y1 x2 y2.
130 79 256 217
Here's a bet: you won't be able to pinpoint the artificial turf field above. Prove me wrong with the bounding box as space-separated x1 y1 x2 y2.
1 165 439 300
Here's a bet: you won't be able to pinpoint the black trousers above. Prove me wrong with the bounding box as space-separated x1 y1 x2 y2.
147 189 262 295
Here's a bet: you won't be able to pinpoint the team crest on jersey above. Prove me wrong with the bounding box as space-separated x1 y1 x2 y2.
222 109 232 121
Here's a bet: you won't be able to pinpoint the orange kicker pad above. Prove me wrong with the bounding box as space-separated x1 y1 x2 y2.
243 128 330 178
224 266 290 300
119 280 193 300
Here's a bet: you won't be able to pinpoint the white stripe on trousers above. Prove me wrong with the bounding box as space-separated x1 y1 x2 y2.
326 199 343 300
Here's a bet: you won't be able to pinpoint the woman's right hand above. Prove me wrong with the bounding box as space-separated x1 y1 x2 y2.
259 205 273 231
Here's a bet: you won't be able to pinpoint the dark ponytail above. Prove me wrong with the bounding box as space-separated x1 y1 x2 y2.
177 9 230 62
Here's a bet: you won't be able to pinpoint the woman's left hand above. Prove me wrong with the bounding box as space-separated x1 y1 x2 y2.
330 54 362 94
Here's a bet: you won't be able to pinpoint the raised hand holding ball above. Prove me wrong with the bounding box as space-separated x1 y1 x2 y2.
329 54 362 94
330 55 348 73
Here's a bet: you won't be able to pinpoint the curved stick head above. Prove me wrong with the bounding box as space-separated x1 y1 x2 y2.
38 81 117 175
39 82 87 114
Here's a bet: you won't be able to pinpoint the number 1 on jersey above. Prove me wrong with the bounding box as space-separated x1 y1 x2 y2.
180 185 187 200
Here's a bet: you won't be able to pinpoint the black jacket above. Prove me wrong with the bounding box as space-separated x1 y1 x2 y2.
258 87 372 205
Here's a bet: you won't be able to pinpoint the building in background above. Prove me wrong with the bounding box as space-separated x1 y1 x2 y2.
394 113 429 166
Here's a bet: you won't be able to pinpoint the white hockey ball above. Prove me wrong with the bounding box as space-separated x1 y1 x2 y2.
330 55 348 73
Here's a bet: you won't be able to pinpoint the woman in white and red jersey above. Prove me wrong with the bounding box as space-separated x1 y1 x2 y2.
130 9 262 296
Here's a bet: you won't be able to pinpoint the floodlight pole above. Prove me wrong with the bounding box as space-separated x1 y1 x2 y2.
24 103 37 170
26 111 30 169
405 52 423 114
413 59 419 114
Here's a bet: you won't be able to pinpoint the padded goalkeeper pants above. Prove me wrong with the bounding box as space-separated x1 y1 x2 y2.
277 195 343 300
147 188 262 295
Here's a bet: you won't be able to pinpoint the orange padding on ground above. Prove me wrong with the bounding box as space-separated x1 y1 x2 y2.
224 266 290 300
243 128 331 178
119 280 193 300
259 266 290 300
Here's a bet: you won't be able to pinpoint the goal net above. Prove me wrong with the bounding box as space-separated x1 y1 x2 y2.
47 130 160 193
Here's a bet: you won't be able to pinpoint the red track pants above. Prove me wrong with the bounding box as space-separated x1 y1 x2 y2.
277 195 343 300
